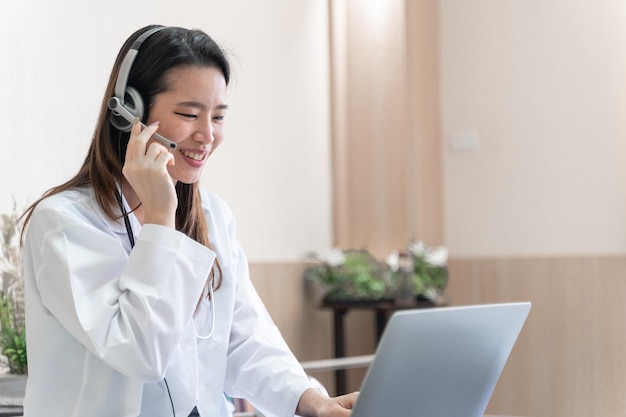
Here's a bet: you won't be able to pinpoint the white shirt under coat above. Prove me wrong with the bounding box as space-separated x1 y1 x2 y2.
22 187 314 417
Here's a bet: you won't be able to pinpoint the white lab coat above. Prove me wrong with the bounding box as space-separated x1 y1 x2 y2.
22 187 314 417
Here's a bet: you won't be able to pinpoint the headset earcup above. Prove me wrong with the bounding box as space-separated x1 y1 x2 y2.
109 87 145 132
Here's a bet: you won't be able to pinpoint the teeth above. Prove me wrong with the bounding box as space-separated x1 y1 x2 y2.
181 150 204 161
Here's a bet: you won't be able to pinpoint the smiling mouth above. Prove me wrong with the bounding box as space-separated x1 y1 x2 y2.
180 150 206 161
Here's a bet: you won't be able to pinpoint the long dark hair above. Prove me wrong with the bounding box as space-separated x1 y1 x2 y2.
21 25 230 292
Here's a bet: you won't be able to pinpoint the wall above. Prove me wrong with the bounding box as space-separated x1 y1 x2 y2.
329 0 443 257
323 2 626 416
0 0 332 263
446 256 626 417
439 1 626 416
440 0 626 257
325 0 444 396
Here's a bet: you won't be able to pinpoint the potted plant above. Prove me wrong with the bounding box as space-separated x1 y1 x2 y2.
0 200 27 375
386 241 448 303
303 248 394 302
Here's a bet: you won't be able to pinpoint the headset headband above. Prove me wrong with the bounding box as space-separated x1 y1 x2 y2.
113 26 167 104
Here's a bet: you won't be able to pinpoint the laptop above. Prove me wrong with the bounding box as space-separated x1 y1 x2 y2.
351 302 531 417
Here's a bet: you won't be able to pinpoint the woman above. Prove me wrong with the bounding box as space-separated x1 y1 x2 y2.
20 25 358 417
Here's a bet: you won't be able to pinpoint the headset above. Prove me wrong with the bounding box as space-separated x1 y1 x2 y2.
107 26 178 150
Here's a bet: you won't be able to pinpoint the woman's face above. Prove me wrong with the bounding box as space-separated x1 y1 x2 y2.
146 65 228 184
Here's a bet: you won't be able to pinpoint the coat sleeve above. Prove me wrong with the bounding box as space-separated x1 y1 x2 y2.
218 205 315 417
26 199 215 381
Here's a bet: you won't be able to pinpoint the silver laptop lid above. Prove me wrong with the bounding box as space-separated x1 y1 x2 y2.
351 302 531 417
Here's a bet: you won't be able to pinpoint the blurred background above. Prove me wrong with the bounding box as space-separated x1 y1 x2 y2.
2 1 626 416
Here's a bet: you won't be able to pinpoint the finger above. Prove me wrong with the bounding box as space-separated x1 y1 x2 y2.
145 142 175 168
124 118 142 161
337 392 359 409
127 120 160 159
156 146 175 167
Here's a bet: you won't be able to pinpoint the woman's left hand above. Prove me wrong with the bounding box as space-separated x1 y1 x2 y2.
296 388 359 417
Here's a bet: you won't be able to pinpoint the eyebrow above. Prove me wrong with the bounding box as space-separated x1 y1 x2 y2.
176 101 229 111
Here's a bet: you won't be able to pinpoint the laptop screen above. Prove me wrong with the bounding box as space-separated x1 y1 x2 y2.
350 302 531 417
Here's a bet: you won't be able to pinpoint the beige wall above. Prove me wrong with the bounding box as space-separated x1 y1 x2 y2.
446 256 626 417
438 3 626 413
329 0 443 257
440 0 626 257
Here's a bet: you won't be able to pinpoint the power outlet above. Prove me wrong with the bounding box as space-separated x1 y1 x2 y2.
448 131 480 151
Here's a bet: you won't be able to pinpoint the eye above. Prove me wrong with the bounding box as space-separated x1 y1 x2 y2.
213 115 225 122
174 112 197 119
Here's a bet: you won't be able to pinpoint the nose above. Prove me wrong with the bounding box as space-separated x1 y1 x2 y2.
194 119 215 144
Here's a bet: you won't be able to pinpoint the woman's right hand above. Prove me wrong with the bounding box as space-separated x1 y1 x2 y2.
122 119 177 228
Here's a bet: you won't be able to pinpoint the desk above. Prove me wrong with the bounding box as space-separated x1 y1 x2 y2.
320 298 441 394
